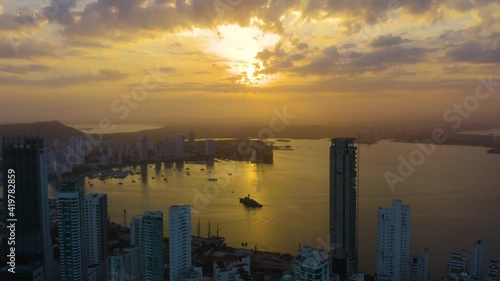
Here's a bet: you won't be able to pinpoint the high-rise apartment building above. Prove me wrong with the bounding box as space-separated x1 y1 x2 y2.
169 205 192 281
85 193 109 281
57 181 87 281
376 199 411 281
142 211 164 281
472 240 486 281
330 138 358 277
410 249 429 281
1 136 54 281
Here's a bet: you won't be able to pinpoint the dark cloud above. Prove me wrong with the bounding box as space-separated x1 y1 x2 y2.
159 67 176 73
0 38 56 59
371 34 409 48
447 41 500 63
0 68 127 87
42 0 77 25
0 64 49 74
294 45 431 76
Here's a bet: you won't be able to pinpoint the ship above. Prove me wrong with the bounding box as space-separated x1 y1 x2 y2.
487 148 500 154
239 194 263 208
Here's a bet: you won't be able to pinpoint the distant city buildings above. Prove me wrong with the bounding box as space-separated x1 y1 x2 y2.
376 199 411 281
329 138 358 277
169 205 192 281
488 260 499 281
176 135 185 159
409 248 429 281
205 139 215 156
448 251 470 280
1 136 54 281
293 246 330 281
472 240 486 281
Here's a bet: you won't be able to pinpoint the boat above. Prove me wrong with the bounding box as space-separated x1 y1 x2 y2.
208 177 218 181
487 148 500 154
118 182 123 185
131 180 136 183
239 194 262 208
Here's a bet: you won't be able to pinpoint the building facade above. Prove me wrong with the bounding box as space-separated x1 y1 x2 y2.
472 240 486 281
169 205 192 281
57 182 87 281
293 246 330 281
2 136 54 281
409 249 429 281
142 211 164 281
376 199 411 281
329 138 358 277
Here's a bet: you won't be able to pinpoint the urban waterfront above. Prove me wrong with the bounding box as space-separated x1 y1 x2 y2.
47 139 500 279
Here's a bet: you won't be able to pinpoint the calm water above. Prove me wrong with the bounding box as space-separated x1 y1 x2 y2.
47 139 500 278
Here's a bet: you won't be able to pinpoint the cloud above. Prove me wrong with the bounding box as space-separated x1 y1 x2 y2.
447 41 500 63
159 67 176 74
0 38 56 59
0 64 50 74
0 68 127 87
371 34 409 48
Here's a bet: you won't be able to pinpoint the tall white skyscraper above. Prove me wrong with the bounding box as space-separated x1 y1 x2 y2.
85 194 109 281
142 211 164 281
410 248 429 281
169 205 192 281
57 182 87 281
472 240 486 281
376 199 410 281
330 138 358 277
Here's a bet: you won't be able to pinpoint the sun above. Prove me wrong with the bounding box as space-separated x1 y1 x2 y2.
205 23 281 86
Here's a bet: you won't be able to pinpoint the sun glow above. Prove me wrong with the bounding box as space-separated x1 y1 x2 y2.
205 24 281 86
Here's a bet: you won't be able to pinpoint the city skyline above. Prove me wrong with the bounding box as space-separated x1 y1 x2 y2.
0 0 499 127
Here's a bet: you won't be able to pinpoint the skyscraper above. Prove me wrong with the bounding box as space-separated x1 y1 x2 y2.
1 136 53 281
85 193 109 281
329 138 358 276
142 211 164 281
57 181 86 281
169 205 192 281
130 216 144 281
472 240 486 281
376 199 411 281
409 248 430 281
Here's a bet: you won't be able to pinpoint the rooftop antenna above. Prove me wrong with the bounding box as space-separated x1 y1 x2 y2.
207 220 211 238
216 223 219 238
123 209 127 228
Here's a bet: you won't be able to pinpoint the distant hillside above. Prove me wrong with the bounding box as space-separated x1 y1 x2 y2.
0 120 84 144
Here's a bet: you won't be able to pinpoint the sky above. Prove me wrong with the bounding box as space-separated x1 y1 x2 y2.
0 0 499 127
